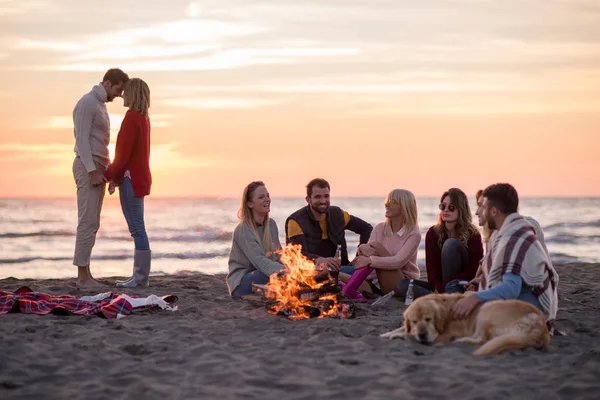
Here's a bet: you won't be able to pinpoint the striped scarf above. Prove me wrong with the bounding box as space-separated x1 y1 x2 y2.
481 213 559 334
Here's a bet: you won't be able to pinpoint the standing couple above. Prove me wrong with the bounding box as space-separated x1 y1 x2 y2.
72 68 153 288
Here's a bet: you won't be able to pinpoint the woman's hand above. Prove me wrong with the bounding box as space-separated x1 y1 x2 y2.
357 243 377 257
353 255 372 269
108 181 117 195
368 241 390 257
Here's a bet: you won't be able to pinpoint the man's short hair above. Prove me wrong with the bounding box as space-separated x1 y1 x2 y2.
482 183 519 215
306 178 330 197
102 68 129 85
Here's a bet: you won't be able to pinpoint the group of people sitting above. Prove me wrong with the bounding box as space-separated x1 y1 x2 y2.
226 178 559 333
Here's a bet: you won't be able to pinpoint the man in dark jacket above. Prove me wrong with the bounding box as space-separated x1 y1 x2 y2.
286 178 373 271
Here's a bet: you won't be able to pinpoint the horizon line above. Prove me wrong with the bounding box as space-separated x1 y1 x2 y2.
2 195 600 200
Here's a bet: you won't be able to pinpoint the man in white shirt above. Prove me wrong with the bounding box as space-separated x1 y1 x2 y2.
72 68 129 286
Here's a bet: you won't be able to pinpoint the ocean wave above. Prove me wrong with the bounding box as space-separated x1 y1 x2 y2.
0 230 233 242
545 234 600 245
0 251 230 264
544 220 600 230
0 230 74 238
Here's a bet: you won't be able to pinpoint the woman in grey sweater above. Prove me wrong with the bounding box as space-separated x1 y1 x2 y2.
227 181 284 298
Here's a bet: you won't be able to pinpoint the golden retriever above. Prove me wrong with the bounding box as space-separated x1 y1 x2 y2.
380 293 550 356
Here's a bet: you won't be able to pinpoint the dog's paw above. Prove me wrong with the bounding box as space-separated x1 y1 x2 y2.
380 328 406 340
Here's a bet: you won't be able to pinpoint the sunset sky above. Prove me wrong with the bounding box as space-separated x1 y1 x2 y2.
1 0 599 198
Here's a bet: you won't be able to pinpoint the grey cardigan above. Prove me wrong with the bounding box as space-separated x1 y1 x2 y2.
226 219 284 295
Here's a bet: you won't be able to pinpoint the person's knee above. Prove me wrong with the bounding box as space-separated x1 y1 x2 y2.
252 271 270 284
78 220 99 234
442 238 462 253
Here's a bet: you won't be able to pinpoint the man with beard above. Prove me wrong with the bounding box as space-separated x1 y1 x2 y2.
72 68 129 286
463 189 550 292
285 178 373 272
452 183 559 334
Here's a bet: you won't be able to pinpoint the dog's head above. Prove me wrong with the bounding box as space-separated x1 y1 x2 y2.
402 294 462 345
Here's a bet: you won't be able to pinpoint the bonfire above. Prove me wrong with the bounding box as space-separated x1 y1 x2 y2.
263 244 355 320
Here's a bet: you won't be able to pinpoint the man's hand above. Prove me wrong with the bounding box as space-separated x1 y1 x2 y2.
315 257 340 271
464 276 481 292
90 170 107 186
108 181 117 195
452 295 480 319
352 255 372 269
357 243 377 257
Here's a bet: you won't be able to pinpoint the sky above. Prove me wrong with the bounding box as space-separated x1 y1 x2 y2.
0 0 599 198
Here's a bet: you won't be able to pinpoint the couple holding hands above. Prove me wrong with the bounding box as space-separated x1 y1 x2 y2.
72 68 153 288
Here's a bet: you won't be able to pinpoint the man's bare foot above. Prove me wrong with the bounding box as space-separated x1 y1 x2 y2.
75 278 107 288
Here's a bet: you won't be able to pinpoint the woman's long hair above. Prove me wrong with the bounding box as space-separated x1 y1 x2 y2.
123 78 150 118
238 181 275 254
434 188 478 247
384 189 418 236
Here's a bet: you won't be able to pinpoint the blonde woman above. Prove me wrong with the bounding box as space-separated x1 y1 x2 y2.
227 181 284 299
341 189 422 300
105 78 152 288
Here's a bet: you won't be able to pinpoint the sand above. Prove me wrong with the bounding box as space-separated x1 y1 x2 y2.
1 263 599 400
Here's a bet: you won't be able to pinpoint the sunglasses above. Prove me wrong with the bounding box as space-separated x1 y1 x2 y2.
385 199 398 207
439 203 456 212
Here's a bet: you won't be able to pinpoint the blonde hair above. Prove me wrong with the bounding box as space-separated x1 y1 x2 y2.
434 188 479 247
238 181 276 254
123 78 150 118
476 189 492 242
384 189 418 236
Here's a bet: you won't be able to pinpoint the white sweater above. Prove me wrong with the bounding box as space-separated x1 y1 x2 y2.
72 83 111 172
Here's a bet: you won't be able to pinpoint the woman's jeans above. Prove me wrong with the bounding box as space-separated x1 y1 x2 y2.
396 239 470 297
119 177 150 251
441 238 468 282
232 270 270 299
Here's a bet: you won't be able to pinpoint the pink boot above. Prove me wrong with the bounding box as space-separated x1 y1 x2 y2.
341 267 373 302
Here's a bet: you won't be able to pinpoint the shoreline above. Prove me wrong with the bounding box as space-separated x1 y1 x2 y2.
1 263 599 399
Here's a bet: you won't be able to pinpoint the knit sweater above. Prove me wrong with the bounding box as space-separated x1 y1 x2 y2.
73 83 111 172
105 110 152 197
425 226 484 293
226 219 284 295
367 222 421 279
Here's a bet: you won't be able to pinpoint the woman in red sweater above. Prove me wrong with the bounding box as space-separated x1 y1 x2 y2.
105 78 152 288
425 188 483 293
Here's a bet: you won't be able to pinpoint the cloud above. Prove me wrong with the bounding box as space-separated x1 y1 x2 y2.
13 39 84 52
42 114 175 132
163 98 279 109
50 46 360 72
0 143 71 157
150 142 233 170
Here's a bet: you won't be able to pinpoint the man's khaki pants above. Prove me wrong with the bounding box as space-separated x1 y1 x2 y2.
72 157 106 267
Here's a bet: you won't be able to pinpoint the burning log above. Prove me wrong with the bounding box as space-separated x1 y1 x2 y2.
262 244 355 320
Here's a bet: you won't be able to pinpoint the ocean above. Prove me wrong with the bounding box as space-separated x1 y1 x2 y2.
1 197 599 279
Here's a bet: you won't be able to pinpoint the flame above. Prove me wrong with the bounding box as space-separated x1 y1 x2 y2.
265 244 347 320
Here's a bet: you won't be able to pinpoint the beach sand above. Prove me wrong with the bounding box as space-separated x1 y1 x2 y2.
1 263 599 400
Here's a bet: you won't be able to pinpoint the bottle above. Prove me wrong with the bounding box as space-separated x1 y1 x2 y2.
334 244 342 261
331 244 342 284
405 279 414 306
371 290 394 308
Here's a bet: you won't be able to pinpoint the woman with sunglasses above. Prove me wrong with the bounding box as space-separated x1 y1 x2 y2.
424 188 483 294
226 181 284 299
340 189 421 300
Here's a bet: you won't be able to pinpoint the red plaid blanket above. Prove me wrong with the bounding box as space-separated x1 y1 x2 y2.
0 287 178 319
